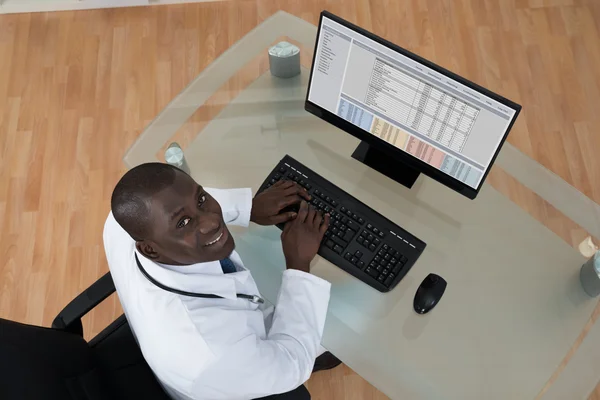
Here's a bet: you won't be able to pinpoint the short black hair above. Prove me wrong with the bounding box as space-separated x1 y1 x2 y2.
111 162 183 241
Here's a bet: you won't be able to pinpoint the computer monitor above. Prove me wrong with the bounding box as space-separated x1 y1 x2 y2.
305 11 522 200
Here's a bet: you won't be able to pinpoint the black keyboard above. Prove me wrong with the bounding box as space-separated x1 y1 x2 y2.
256 155 426 293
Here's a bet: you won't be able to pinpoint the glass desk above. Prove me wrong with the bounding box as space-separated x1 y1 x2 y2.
124 11 600 400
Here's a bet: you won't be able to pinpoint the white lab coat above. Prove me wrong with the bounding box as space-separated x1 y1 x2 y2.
103 188 331 400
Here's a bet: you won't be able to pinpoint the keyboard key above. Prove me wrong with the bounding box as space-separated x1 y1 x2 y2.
314 189 321 197
383 244 389 251
358 261 365 268
382 268 390 276
346 210 353 217
373 227 379 235
335 214 343 221
274 174 281 180
340 224 347 231
400 256 408 263
381 259 388 267
332 236 348 248
324 231 331 238
341 217 349 224
367 223 373 230
340 206 347 213
336 230 344 238
331 200 338 207
325 240 334 249
347 220 359 232
388 273 395 281
279 167 287 173
365 267 379 278
364 240 370 247
351 256 358 264
358 217 365 224
357 236 364 244
367 234 374 241
325 196 332 203
318 202 325 209
376 264 383 272
378 275 386 282
374 238 381 246
333 245 343 254
333 220 340 227
352 214 359 221
393 264 403 274
378 249 386 256
355 250 363 258
384 254 391 261
362 230 369 237
378 231 385 238
369 244 376 251
344 252 352 261
324 206 331 213
384 276 394 287
390 258 397 265
332 227 338 234
374 255 381 263
305 184 312 190
394 250 401 258
343 229 355 242
299 180 305 187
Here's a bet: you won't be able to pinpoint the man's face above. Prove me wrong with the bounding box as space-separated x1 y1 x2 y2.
138 170 235 265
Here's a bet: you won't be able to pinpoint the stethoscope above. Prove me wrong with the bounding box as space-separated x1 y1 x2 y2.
135 253 264 304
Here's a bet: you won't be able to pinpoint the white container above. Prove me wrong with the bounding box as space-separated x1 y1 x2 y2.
268 41 301 79
580 251 600 297
165 142 190 175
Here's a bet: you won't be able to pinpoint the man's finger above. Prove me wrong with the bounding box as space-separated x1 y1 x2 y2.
283 184 311 200
271 180 286 188
313 210 323 228
319 214 330 236
270 211 297 225
278 180 295 189
278 195 303 210
307 205 316 225
296 201 309 223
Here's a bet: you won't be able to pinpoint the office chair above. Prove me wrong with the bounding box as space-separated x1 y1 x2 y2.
0 272 311 400
0 272 169 400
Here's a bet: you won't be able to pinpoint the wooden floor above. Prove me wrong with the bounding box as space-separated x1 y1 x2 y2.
0 0 599 398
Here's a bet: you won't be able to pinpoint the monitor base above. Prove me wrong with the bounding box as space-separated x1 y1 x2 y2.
351 141 420 189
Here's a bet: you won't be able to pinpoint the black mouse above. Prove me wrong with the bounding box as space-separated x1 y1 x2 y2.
414 273 447 314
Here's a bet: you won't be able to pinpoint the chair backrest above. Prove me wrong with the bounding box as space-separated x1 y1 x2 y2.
0 317 113 399
0 316 169 400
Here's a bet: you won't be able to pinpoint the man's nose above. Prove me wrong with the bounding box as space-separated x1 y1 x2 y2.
198 215 220 234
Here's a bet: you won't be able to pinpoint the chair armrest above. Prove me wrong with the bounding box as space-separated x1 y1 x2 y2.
52 272 116 337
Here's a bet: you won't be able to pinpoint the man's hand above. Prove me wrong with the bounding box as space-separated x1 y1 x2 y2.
281 201 330 273
251 180 311 226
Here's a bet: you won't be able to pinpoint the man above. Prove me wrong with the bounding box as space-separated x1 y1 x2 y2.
103 162 339 400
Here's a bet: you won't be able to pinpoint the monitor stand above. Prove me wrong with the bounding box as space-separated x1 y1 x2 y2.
351 141 420 189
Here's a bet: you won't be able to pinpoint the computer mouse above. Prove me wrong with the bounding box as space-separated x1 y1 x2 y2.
413 273 447 314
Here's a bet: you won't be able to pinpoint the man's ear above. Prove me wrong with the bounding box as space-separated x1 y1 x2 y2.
136 241 160 260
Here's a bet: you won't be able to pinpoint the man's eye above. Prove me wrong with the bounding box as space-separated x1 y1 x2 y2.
177 217 191 228
198 194 207 207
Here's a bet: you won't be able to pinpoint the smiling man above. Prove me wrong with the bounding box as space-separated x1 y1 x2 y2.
103 162 339 400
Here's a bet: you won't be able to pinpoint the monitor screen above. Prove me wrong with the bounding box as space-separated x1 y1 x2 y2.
307 14 520 192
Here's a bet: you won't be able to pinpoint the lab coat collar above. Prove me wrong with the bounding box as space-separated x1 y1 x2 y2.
135 250 249 300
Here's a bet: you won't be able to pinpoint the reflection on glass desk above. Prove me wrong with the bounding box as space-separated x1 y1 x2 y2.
123 11 600 400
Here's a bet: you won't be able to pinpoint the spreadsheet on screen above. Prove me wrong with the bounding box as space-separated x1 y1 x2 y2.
308 16 517 189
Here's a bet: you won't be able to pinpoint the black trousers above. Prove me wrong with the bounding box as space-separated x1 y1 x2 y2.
253 384 310 400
